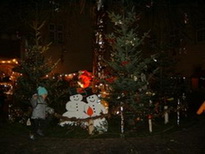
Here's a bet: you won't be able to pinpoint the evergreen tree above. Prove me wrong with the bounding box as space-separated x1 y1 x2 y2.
13 21 59 109
105 9 157 116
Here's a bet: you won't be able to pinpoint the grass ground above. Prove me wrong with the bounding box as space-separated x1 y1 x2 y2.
0 89 204 153
0 112 198 139
0 115 204 154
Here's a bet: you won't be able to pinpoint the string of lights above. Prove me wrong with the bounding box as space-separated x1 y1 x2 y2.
93 0 106 92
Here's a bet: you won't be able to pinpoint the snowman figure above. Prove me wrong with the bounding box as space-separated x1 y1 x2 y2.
60 88 87 126
84 89 108 133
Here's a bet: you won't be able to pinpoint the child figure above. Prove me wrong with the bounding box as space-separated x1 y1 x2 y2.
30 86 54 140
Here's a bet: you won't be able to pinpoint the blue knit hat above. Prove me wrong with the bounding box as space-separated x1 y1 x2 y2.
37 86 48 96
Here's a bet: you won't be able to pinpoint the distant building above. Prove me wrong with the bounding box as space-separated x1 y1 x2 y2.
0 1 205 83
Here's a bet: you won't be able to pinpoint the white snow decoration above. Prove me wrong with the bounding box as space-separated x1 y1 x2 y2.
59 93 87 126
84 94 108 134
59 91 108 134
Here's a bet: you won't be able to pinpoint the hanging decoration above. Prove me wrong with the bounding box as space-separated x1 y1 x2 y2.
177 99 180 125
120 102 124 137
148 114 152 133
164 105 169 124
93 0 106 92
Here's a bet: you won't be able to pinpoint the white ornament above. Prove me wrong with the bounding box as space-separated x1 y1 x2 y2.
164 105 169 124
120 104 124 136
26 118 31 126
177 99 180 126
141 73 148 90
148 118 152 133
97 0 103 11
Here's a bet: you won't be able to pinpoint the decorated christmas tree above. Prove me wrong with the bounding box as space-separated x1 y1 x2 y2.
13 21 59 111
104 9 157 121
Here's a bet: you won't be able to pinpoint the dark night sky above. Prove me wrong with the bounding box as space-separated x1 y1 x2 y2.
0 0 204 33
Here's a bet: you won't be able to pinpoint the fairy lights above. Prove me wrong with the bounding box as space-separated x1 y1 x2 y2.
0 58 20 83
93 0 106 92
0 58 18 64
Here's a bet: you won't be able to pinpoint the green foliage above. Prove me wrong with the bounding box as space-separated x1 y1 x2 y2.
105 9 157 113
151 50 188 99
13 21 59 107
46 77 70 114
0 115 196 139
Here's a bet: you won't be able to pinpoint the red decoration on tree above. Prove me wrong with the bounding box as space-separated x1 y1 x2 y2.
148 114 152 119
107 38 116 44
106 76 116 83
121 61 129 66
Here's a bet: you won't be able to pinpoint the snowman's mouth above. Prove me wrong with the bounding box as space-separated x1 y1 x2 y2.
74 98 79 101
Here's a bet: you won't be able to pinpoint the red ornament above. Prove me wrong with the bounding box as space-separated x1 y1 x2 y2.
148 114 152 119
106 77 116 83
107 38 115 44
121 61 129 66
